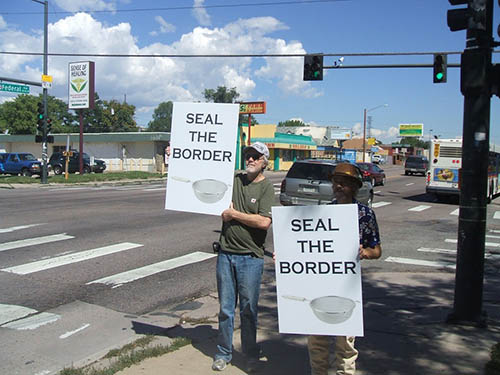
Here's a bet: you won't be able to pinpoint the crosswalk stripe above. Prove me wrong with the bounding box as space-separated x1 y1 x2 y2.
0 234 74 252
445 238 500 248
2 312 60 330
417 247 456 254
372 201 391 208
486 234 500 239
86 251 216 287
405 183 414 186
0 304 37 325
385 256 455 269
450 209 459 216
489 229 500 234
408 205 431 212
1 242 143 275
494 211 500 219
0 224 45 234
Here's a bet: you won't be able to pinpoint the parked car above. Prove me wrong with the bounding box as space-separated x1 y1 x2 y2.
357 162 386 186
0 152 42 176
48 151 106 175
279 159 374 207
0 153 6 174
404 155 429 176
371 154 384 164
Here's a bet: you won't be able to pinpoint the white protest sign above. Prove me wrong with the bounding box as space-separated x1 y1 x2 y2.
165 102 239 216
272 204 363 336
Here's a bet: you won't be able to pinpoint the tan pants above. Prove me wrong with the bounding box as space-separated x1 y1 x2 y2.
307 335 358 375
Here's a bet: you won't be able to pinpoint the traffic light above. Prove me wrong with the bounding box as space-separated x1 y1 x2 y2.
46 118 52 133
447 0 487 32
433 54 448 83
303 54 323 81
36 101 44 132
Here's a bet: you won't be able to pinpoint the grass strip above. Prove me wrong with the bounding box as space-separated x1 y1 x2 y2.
0 171 164 184
58 336 191 375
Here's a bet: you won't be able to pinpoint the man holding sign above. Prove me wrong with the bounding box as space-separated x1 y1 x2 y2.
212 142 275 372
308 163 382 375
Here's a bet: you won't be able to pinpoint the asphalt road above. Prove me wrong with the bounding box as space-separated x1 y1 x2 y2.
1 165 499 374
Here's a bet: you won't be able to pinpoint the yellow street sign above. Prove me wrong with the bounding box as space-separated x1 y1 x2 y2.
42 75 53 82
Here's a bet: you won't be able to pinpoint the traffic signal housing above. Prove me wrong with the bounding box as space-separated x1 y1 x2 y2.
447 0 487 32
433 54 448 83
36 102 44 132
46 118 52 133
303 54 323 81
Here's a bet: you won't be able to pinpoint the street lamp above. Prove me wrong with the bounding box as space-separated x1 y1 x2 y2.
363 104 388 162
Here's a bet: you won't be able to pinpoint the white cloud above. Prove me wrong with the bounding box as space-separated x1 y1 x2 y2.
154 16 176 34
192 0 211 26
53 0 116 12
0 15 6 30
0 13 321 124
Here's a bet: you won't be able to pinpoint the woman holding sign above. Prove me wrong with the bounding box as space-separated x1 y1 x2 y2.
308 163 382 375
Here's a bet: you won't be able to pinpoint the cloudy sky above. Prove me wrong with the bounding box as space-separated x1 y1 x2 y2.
0 0 499 144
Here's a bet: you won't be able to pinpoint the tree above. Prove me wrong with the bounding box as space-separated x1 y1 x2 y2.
146 101 173 132
203 86 240 103
277 119 306 127
399 137 429 149
0 94 77 135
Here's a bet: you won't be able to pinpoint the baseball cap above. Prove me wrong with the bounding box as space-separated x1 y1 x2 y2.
244 142 270 159
331 163 363 188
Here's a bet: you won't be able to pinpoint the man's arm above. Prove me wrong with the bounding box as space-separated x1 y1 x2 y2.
221 203 271 230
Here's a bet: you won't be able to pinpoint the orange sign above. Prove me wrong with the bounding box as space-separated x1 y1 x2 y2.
239 101 266 114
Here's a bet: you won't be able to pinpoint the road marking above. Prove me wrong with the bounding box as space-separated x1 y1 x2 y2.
372 201 391 208
86 251 217 287
0 223 45 234
445 238 500 248
34 371 51 375
142 187 165 191
417 247 456 254
405 183 414 186
1 242 143 275
385 256 455 269
59 323 90 339
374 190 381 194
494 211 500 219
0 304 37 325
489 229 500 234
450 209 459 216
486 234 500 239
0 234 74 253
2 312 60 330
408 205 431 212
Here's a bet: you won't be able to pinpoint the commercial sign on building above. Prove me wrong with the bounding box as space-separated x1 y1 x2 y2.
272 204 364 336
68 61 95 109
239 101 266 114
165 102 239 216
399 123 423 137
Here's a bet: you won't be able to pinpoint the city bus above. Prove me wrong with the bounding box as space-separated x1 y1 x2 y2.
426 138 500 202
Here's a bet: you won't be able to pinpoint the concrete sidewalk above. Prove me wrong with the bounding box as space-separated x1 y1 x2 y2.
112 268 500 375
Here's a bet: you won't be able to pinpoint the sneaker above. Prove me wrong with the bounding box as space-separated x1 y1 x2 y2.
212 358 228 371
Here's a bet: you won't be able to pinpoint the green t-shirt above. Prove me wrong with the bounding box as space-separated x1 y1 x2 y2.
219 172 274 258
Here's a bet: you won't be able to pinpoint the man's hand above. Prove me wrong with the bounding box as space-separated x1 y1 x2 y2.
221 202 236 222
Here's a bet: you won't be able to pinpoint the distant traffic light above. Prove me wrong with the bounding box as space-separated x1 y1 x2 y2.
433 54 447 83
37 102 44 132
46 118 52 133
303 54 323 81
447 0 487 32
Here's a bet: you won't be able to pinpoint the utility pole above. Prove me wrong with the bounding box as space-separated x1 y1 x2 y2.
447 0 494 326
33 0 49 184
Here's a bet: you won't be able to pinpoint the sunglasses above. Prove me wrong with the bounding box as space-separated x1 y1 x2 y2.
245 153 263 161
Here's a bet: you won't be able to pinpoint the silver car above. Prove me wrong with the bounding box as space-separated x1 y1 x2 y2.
279 160 374 207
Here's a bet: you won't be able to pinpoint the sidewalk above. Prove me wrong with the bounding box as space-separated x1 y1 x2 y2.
112 267 500 375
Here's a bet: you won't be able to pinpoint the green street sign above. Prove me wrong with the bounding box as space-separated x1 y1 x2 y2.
0 83 30 94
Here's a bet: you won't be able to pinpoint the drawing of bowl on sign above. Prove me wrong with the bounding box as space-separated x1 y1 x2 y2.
282 295 357 324
171 176 230 204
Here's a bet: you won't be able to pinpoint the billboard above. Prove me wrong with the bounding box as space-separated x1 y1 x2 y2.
68 61 95 109
399 124 423 137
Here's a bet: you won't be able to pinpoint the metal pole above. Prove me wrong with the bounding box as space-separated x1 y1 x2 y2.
41 0 48 184
248 115 252 146
79 110 84 173
362 109 367 162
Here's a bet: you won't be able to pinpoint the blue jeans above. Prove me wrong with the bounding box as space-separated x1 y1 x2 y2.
215 251 264 363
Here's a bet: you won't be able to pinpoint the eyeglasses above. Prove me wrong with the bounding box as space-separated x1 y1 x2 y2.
245 153 263 161
332 176 355 187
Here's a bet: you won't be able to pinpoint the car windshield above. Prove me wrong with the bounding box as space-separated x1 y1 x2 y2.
287 162 334 180
19 154 37 161
357 163 369 171
0 154 6 162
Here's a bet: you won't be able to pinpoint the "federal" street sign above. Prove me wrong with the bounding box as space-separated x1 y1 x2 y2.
0 83 30 94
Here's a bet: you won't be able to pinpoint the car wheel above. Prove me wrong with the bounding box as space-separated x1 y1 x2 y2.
83 166 91 174
53 165 63 175
21 168 32 177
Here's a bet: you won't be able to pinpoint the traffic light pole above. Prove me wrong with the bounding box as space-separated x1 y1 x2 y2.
447 0 493 326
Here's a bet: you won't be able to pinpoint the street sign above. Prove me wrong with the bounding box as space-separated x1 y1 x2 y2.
239 101 266 114
399 124 424 137
0 83 30 94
